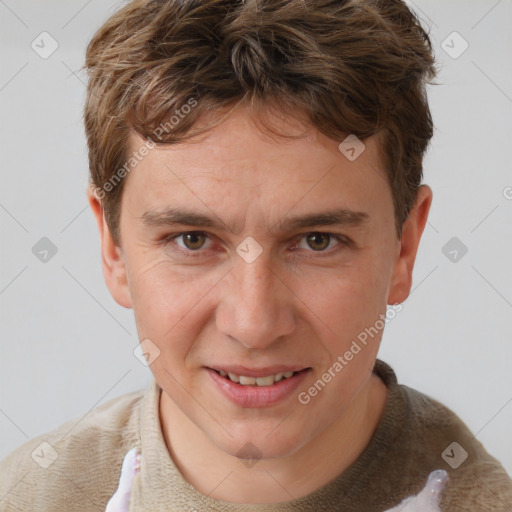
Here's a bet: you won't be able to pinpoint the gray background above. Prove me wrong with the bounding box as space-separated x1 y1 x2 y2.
1 0 511 477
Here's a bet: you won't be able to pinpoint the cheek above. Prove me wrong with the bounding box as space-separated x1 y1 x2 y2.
304 253 390 338
124 255 211 355
297 252 391 402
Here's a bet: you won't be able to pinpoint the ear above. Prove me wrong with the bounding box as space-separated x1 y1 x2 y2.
87 187 133 309
387 185 433 305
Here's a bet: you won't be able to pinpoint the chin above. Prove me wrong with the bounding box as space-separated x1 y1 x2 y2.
211 424 312 462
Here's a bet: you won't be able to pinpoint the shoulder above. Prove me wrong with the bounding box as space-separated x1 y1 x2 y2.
398 384 512 511
0 386 146 512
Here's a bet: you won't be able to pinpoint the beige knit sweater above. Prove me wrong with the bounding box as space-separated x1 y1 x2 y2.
1 359 511 511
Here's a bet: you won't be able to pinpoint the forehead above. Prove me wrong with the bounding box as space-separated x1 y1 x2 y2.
126 104 387 185
123 105 392 232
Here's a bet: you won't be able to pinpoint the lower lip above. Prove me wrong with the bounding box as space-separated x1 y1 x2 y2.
206 368 311 408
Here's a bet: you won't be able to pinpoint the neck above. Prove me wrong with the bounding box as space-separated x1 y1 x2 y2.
159 371 387 503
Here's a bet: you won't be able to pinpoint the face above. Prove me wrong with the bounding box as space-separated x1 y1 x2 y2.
91 103 429 461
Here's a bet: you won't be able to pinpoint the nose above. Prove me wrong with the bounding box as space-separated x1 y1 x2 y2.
216 251 296 350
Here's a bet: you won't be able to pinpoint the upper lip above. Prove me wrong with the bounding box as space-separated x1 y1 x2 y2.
207 365 311 378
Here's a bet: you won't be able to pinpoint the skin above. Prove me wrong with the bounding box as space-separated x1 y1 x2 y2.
88 102 432 504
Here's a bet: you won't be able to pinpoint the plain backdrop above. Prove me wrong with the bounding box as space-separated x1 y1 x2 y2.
1 0 511 477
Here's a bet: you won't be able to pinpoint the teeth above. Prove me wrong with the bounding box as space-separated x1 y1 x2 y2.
255 375 275 386
239 376 256 385
217 370 298 386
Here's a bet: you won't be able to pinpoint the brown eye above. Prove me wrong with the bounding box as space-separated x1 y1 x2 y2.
181 232 207 250
295 232 346 253
163 231 214 257
305 233 331 251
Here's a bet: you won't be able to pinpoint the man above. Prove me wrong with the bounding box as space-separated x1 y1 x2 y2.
1 0 511 510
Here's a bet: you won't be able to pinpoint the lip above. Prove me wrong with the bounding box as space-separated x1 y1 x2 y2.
207 365 310 378
206 367 311 408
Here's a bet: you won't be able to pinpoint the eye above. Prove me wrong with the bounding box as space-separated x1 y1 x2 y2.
296 232 347 252
162 231 350 258
165 231 213 253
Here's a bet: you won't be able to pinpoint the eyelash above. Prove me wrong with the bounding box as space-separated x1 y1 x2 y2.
162 231 351 258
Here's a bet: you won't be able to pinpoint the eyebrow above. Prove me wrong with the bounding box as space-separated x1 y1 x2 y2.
139 207 370 236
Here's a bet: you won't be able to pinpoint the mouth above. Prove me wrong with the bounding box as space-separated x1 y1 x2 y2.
205 366 312 408
210 368 310 387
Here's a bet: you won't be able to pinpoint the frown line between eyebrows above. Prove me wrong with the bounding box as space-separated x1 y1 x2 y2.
139 207 371 237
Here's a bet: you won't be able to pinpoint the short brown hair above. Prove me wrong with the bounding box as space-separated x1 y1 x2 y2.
83 0 438 245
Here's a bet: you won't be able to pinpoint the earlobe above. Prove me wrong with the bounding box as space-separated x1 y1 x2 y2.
387 185 433 305
87 187 133 309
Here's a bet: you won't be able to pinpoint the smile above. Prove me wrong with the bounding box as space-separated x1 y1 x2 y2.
214 369 299 386
206 367 312 408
